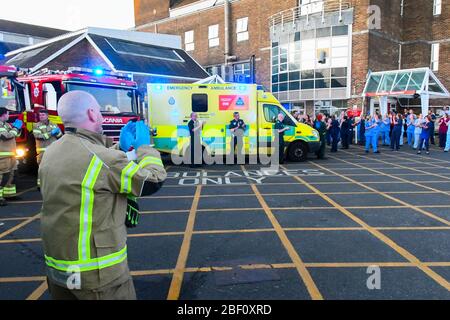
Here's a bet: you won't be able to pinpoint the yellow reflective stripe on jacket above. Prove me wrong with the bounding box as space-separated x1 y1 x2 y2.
138 156 163 168
120 161 140 194
78 156 103 261
0 152 14 156
37 148 46 152
45 246 127 272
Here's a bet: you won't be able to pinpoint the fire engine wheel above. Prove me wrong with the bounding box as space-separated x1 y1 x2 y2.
287 141 308 162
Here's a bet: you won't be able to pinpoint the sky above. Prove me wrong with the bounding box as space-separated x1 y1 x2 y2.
0 0 135 31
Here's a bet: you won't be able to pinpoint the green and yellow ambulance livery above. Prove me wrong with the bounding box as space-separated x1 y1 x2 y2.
147 83 320 162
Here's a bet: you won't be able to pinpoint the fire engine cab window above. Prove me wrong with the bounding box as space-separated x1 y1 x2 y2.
192 94 208 113
65 83 134 114
0 77 18 111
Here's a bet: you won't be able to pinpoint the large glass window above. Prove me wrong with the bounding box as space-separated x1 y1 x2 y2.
66 83 135 114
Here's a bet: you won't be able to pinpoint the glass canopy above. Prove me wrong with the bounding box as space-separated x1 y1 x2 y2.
363 68 449 99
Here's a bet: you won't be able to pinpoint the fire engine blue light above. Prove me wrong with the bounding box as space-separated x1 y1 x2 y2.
94 68 104 76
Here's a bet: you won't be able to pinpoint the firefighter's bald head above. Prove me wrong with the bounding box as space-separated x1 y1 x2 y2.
58 91 103 134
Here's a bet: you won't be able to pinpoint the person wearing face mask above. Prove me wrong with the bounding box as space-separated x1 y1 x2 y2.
39 91 167 300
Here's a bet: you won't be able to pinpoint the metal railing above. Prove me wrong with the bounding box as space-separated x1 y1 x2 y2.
269 0 353 29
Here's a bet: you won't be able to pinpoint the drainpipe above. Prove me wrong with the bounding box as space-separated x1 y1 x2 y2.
398 43 402 69
224 0 230 65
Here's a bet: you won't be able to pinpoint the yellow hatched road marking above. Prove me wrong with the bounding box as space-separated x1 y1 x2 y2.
167 185 202 300
310 160 450 227
0 213 40 240
281 165 450 292
26 281 48 300
244 166 323 300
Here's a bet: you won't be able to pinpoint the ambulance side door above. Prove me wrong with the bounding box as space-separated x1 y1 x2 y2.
258 103 280 155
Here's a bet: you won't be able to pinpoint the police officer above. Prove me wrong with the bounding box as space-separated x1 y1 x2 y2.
40 91 167 300
32 109 62 165
0 107 22 205
274 113 289 163
229 112 246 163
187 112 205 168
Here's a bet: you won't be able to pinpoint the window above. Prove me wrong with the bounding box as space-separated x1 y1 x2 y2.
434 0 442 15
66 83 134 114
208 24 219 47
106 38 184 62
234 62 251 83
236 17 249 42
185 30 194 51
431 43 440 71
263 104 295 126
192 94 208 112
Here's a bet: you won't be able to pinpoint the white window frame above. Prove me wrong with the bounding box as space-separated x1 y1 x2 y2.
208 24 219 48
236 17 249 42
431 43 440 71
433 0 442 15
185 30 195 51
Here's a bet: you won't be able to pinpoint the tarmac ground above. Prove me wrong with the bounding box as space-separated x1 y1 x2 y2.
0 143 450 300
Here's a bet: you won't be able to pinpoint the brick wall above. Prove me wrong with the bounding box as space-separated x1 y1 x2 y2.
134 0 450 108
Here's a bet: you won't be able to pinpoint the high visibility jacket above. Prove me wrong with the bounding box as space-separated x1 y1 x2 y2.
39 128 167 290
0 121 20 174
32 121 62 164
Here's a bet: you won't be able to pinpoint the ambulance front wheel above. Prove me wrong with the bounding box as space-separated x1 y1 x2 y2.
287 141 308 162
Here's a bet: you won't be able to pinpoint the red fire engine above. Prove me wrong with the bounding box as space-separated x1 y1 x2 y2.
0 65 141 168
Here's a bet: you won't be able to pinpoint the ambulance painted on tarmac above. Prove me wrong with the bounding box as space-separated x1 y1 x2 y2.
147 83 320 162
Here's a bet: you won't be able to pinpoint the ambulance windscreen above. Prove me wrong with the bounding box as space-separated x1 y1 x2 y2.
66 83 134 114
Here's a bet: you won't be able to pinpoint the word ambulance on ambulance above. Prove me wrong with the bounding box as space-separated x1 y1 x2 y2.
1 66 141 167
147 83 320 162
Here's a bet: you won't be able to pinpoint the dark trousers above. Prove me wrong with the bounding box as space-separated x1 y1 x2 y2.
189 136 202 165
331 135 339 152
418 137 430 151
439 132 447 148
317 138 326 159
391 130 401 150
349 129 354 145
430 127 435 144
341 131 349 149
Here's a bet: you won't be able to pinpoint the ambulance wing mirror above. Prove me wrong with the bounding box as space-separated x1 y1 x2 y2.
43 83 57 111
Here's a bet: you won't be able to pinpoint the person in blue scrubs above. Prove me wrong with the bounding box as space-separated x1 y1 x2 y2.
365 115 380 153
417 115 432 155
406 113 416 147
380 114 391 146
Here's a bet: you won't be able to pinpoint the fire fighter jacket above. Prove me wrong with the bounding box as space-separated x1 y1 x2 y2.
39 128 167 290
33 121 62 164
0 121 20 174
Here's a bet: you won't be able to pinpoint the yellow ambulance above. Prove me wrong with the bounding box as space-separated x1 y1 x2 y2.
147 83 320 162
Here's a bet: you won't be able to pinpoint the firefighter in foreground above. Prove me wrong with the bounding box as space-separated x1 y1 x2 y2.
39 91 167 300
0 107 22 205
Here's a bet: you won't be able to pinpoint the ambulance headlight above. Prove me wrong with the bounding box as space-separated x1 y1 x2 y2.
312 130 319 139
16 148 26 158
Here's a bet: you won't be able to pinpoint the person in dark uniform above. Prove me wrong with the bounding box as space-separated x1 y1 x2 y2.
187 112 205 168
358 116 366 145
340 115 350 149
314 113 327 160
229 112 246 163
348 116 355 145
390 112 403 151
274 113 289 164
329 115 340 152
